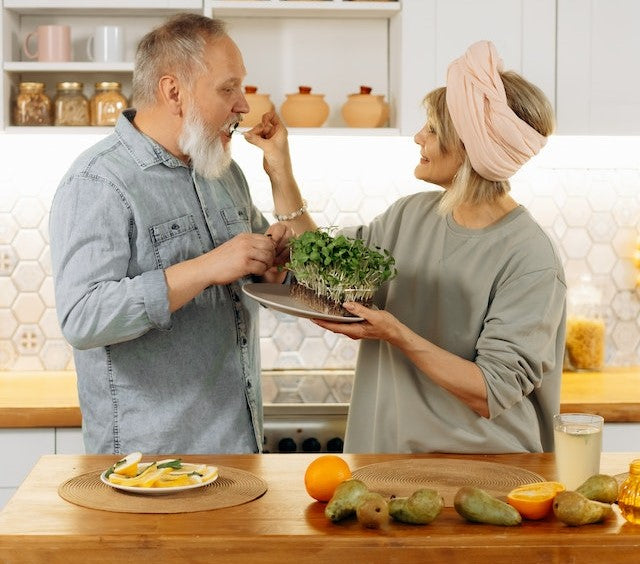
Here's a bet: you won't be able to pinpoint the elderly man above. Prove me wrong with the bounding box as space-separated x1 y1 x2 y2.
49 13 294 454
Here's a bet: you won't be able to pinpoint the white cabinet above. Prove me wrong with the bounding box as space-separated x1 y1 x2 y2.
1 1 203 130
0 426 85 510
1 0 407 133
0 428 55 509
603 423 640 453
405 0 556 134
556 0 640 134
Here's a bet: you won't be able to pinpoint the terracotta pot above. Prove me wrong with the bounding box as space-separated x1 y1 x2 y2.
280 86 329 127
341 85 390 128
242 85 275 127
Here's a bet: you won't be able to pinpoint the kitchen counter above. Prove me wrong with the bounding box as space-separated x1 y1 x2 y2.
2 368 640 427
0 452 638 562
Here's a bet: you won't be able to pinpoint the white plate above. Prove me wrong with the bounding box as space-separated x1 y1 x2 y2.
100 462 218 495
242 283 364 323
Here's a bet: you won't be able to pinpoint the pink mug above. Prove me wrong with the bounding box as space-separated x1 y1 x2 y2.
23 25 71 62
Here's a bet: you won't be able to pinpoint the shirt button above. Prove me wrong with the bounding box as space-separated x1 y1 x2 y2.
240 337 247 346
246 380 252 389
171 223 179 230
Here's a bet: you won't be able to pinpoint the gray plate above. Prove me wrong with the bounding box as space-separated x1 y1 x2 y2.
242 283 363 323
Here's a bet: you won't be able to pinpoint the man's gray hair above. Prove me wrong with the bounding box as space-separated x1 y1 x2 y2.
132 13 227 108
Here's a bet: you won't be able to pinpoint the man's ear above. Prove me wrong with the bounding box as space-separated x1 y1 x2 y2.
158 75 183 116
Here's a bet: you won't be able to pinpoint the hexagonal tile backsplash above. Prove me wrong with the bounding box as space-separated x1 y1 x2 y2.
1 134 639 391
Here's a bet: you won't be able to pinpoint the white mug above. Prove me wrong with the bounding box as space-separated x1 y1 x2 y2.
87 26 124 63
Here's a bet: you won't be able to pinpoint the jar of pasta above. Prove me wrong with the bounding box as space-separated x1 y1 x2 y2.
54 82 90 126
90 81 127 126
565 274 605 371
13 82 52 126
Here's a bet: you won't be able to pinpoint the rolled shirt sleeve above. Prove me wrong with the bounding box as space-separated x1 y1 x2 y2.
476 268 567 419
50 175 171 351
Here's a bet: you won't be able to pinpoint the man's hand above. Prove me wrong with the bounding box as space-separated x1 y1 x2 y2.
262 222 294 283
265 222 293 267
202 232 277 286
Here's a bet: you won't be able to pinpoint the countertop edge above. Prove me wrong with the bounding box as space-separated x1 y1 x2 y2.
1 369 640 428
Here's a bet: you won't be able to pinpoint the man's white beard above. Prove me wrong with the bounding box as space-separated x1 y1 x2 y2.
178 108 233 179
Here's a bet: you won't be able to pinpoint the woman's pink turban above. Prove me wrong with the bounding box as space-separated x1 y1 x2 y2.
446 40 547 181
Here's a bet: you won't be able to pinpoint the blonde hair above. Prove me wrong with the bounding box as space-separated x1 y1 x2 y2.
132 14 227 108
424 71 555 215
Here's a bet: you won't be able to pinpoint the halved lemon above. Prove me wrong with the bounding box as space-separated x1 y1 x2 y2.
111 451 143 477
506 481 565 520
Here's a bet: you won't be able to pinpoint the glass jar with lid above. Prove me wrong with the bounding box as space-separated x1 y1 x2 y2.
619 459 640 524
565 274 606 371
54 82 90 126
13 82 52 126
90 81 127 126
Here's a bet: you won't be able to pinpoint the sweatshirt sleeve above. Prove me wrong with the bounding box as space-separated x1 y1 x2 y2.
476 267 566 419
49 175 171 350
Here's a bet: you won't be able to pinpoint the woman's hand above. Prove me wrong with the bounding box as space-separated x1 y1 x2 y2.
315 301 490 417
243 111 292 178
312 302 403 344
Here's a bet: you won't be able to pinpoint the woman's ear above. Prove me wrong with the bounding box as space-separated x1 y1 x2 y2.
158 75 183 117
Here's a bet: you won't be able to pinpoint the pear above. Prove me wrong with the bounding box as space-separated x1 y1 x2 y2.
575 474 619 504
324 479 369 522
389 488 444 525
553 490 614 526
454 486 522 526
356 492 389 529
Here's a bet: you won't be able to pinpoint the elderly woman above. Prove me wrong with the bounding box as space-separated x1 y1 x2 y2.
248 40 566 454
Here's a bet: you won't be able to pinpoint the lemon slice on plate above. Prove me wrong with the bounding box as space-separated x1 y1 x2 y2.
200 465 219 483
110 451 142 477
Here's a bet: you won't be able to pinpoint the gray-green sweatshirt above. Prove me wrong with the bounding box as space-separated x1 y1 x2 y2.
340 190 566 453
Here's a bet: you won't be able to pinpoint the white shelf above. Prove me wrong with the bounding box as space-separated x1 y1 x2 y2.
3 1 203 15
4 126 400 136
1 0 409 132
4 62 134 73
207 1 400 18
5 126 115 134
287 127 399 136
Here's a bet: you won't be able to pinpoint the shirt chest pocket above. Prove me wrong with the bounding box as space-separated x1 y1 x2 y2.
220 206 251 238
150 214 206 269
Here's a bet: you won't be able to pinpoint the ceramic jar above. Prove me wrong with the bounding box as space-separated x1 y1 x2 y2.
341 85 389 128
242 85 274 127
280 86 329 127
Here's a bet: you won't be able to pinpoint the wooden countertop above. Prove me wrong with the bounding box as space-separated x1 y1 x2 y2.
1 368 640 428
0 453 638 563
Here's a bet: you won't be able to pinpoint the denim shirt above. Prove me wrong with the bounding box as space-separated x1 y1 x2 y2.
49 110 269 454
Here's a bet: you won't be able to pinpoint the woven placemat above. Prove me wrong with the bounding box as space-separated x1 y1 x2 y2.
352 458 544 507
58 465 267 513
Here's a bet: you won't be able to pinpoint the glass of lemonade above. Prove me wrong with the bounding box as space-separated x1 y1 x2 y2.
553 413 604 490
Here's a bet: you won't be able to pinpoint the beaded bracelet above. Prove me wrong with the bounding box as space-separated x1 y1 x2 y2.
273 199 307 221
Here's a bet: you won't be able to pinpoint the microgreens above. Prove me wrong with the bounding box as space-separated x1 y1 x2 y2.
286 228 397 304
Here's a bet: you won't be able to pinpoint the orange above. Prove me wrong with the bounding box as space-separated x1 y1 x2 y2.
506 481 565 520
304 455 352 502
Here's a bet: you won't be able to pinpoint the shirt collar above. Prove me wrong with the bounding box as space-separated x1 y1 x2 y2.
115 109 188 171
